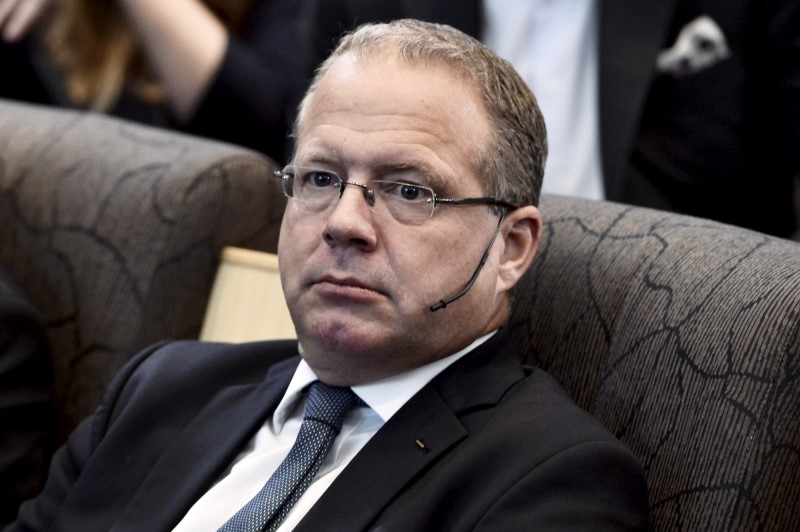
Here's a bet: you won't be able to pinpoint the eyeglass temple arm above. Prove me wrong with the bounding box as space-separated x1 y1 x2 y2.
435 197 519 210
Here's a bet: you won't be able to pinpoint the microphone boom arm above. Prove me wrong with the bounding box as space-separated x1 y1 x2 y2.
430 211 508 312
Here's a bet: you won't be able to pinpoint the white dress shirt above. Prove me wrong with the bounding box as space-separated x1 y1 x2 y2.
483 0 603 200
173 332 496 531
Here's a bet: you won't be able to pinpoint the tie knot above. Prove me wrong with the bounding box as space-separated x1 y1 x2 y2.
304 381 363 432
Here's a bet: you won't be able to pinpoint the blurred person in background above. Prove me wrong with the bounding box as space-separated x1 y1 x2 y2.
0 0 305 162
300 0 800 238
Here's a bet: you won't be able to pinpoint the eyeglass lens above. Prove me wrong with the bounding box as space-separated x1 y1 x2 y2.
282 167 436 224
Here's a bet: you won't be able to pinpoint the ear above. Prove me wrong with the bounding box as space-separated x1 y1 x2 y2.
496 205 541 293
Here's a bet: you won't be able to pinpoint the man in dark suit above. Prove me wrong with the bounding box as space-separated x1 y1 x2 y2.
301 0 800 238
0 265 54 528
11 20 647 530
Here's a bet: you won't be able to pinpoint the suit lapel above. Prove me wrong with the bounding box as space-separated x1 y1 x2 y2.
599 0 677 198
296 331 527 531
111 359 299 532
296 384 467 531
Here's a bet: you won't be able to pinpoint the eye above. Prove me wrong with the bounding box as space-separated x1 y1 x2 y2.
302 170 336 188
310 172 333 187
381 181 430 202
399 184 422 200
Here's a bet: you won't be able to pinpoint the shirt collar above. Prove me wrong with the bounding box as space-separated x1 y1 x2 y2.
272 331 497 430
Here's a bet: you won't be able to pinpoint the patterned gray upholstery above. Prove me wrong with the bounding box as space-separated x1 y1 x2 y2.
510 196 800 530
1 98 798 529
0 99 286 441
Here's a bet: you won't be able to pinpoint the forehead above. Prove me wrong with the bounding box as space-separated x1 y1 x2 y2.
296 52 490 191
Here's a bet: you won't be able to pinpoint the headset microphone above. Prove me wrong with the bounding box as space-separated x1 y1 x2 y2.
430 211 507 312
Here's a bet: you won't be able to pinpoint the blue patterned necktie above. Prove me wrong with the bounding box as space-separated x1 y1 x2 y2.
218 381 363 532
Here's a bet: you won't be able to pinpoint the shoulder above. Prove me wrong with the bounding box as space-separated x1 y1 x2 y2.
122 339 299 381
397 361 648 528
483 367 622 449
92 339 299 437
478 369 648 527
112 338 299 394
438 331 632 457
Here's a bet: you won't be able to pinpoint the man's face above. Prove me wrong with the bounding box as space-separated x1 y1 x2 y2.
279 53 512 385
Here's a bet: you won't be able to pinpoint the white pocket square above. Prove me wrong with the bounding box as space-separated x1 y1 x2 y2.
656 15 730 76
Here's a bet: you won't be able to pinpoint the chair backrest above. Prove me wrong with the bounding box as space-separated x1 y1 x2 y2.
0 99 287 441
510 194 800 530
201 247 295 342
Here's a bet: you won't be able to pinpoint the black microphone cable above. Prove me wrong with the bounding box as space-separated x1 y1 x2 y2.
430 210 508 312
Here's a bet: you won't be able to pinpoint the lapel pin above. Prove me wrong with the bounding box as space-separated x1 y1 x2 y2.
415 439 429 453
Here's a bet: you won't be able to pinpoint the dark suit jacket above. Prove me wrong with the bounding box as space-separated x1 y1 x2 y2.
11 331 647 530
0 266 54 529
301 0 800 237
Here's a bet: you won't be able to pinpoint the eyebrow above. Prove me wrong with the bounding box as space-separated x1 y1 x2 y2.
293 150 339 168
375 161 448 191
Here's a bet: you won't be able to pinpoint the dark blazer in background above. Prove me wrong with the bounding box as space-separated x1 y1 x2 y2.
11 331 647 531
0 266 54 528
300 0 800 237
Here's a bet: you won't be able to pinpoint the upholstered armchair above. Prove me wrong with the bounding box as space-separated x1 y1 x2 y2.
1 97 798 530
509 196 800 530
0 98 286 442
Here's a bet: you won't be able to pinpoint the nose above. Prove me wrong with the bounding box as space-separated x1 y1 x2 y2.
323 182 379 250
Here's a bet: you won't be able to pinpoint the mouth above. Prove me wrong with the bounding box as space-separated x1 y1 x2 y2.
313 274 387 300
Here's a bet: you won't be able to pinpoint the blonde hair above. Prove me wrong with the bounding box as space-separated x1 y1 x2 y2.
42 0 253 112
296 19 547 206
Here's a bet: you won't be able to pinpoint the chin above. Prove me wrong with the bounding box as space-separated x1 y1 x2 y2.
299 320 391 384
303 316 388 355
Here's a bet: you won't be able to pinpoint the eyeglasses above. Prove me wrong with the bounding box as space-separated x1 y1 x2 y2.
274 166 519 225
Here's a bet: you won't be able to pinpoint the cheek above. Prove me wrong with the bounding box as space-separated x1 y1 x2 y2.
390 227 474 303
278 216 316 286
278 204 304 242
279 206 322 253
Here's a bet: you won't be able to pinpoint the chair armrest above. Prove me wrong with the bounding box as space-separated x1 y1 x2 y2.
0 98 286 439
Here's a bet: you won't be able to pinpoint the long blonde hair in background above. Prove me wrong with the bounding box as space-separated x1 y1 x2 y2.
42 0 254 112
